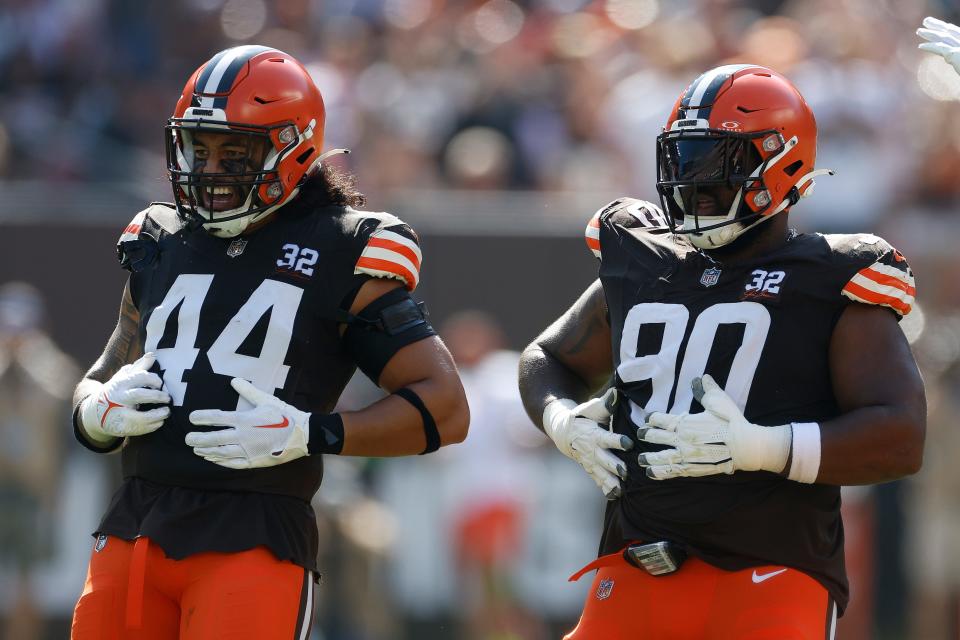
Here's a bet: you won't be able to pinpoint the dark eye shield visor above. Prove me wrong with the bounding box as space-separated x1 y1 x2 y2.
656 129 776 231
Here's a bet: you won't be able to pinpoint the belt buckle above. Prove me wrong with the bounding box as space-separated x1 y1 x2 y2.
623 541 686 576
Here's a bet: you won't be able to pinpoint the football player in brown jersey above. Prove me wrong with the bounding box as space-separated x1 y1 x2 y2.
519 64 925 639
70 45 469 640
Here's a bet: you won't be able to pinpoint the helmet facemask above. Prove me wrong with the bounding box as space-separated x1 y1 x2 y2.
656 126 790 249
166 118 306 238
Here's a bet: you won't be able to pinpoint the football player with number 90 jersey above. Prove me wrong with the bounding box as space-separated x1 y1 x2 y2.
69 46 469 640
519 64 925 640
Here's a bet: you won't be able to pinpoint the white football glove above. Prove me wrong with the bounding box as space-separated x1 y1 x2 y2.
79 352 171 443
543 388 633 499
918 16 960 76
186 378 311 469
637 375 791 480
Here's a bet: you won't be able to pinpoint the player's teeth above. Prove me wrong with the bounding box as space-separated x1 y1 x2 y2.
213 187 233 195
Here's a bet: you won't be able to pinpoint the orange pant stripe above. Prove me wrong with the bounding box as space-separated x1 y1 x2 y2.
71 536 313 640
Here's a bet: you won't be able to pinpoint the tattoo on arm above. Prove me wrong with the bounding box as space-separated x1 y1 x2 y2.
72 282 142 406
555 292 609 358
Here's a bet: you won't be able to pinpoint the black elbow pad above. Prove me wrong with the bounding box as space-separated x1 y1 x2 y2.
341 287 437 383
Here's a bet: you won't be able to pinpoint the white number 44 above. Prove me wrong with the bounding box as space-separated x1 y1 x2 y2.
144 274 303 408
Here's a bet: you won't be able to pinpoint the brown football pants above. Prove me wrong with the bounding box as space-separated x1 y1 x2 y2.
71 536 314 640
565 552 837 640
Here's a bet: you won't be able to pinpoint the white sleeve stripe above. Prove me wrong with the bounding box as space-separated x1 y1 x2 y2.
841 289 911 313
862 262 914 285
359 246 420 279
118 211 147 243
841 289 872 305
374 229 422 262
849 273 915 304
585 226 600 240
589 248 601 258
354 267 411 286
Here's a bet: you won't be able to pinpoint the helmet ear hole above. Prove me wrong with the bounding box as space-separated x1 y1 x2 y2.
784 160 803 176
295 147 316 165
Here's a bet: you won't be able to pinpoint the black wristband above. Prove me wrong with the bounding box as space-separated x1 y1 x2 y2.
308 413 345 455
394 387 441 454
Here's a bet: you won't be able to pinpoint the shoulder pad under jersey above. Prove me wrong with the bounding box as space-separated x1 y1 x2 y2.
346 208 423 291
585 198 671 260
116 202 182 272
824 233 915 318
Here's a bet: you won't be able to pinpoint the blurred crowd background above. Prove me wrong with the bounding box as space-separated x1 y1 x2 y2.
1 0 960 638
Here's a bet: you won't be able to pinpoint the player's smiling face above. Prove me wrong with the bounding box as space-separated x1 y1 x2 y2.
192 131 269 212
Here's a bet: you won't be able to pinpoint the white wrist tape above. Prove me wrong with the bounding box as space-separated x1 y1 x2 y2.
788 422 821 484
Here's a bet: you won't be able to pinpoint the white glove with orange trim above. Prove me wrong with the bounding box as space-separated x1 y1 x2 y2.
543 388 633 499
637 375 791 480
79 353 171 443
918 16 960 75
186 377 311 469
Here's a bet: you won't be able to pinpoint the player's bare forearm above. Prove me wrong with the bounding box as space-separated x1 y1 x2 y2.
815 303 926 485
519 280 614 429
73 281 143 407
338 336 469 456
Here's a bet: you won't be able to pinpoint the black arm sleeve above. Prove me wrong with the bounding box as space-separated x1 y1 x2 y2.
341 287 437 384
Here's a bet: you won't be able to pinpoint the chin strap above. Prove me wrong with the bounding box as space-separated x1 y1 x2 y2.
794 168 835 200
305 148 351 178
709 166 836 246
318 148 350 163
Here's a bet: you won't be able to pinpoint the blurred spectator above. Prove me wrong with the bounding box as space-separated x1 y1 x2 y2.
377 311 601 639
440 311 544 640
904 309 960 639
0 282 78 640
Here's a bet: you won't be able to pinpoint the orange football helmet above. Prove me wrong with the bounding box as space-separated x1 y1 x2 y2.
656 64 832 249
166 45 326 237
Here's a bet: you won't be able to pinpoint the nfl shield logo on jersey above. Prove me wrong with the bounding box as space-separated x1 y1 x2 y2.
95 534 108 552
700 267 722 287
596 578 615 600
227 239 248 258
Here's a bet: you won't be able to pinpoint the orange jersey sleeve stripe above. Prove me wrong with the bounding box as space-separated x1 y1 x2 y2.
842 281 911 315
586 236 600 251
588 215 601 229
124 224 141 234
367 237 421 270
857 267 916 296
356 256 417 290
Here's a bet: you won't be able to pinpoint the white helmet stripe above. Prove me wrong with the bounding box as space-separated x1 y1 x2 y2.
198 52 239 108
198 45 273 108
684 64 754 119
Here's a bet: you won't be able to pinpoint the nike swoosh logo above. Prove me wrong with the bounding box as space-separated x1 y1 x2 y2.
752 568 787 584
98 394 123 427
255 417 289 429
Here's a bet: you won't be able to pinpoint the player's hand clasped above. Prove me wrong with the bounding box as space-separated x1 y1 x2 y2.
186 378 311 469
918 16 960 75
543 388 633 499
637 375 791 480
79 352 171 442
